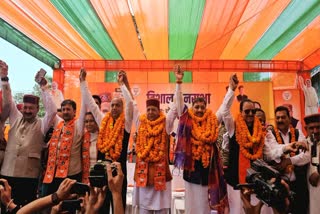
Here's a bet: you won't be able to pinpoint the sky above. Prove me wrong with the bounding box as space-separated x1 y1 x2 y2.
0 38 52 94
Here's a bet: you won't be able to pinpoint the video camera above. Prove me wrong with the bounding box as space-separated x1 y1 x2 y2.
236 159 294 211
89 160 117 188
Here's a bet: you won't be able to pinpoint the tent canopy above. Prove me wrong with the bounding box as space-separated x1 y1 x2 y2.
0 0 319 70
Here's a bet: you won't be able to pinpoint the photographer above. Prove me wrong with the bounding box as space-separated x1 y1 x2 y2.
240 179 291 214
83 162 124 214
17 178 77 214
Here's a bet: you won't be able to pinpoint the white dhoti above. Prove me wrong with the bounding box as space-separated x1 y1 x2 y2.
133 181 172 211
185 181 211 214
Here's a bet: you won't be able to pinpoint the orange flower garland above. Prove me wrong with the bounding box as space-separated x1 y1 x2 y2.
235 113 264 160
274 125 296 146
188 108 219 168
97 113 125 161
136 112 167 162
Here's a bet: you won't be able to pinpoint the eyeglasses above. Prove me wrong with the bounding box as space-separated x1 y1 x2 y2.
243 109 257 115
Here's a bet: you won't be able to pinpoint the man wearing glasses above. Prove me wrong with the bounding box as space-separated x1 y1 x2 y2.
223 99 265 214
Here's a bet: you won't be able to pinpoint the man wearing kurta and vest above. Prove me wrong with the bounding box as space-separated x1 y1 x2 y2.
0 60 57 207
132 96 177 214
264 106 310 214
223 98 265 214
95 70 134 213
173 66 236 214
304 113 320 214
43 97 86 195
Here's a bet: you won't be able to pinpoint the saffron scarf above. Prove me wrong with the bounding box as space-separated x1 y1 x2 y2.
43 119 75 183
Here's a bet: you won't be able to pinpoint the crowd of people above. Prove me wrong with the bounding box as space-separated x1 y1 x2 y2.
0 59 319 214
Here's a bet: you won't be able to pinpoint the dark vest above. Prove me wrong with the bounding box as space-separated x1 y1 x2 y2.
291 117 299 128
97 130 130 175
271 129 309 213
224 126 253 187
97 130 130 213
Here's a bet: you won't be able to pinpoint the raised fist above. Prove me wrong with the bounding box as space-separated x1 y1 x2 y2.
229 73 239 91
174 65 184 82
79 68 87 82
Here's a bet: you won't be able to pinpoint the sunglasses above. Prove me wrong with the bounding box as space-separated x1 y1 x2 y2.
243 109 257 115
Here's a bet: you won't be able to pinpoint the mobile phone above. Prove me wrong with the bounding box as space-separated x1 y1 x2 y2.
61 199 82 212
35 68 47 84
70 182 90 195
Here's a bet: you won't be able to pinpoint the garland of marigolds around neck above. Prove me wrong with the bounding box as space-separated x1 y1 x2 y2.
188 108 219 168
235 114 264 160
97 113 125 160
136 112 167 162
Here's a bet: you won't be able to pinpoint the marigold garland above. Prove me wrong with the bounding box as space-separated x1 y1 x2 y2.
97 113 125 161
188 108 219 168
235 113 264 160
136 112 167 162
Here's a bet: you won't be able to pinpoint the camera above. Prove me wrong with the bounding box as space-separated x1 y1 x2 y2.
61 199 82 213
89 160 117 188
70 182 90 195
236 159 294 211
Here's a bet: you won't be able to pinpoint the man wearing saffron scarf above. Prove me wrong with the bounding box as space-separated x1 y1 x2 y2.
264 106 310 214
0 60 57 207
222 97 265 214
80 69 134 213
304 113 320 214
132 96 177 214
42 97 87 195
173 66 238 214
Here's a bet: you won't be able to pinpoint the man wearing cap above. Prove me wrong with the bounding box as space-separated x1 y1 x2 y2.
304 113 320 214
132 94 177 213
0 60 57 207
173 66 237 213
264 106 310 214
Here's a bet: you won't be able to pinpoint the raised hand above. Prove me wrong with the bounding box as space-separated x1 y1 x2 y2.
56 178 77 201
35 68 48 87
79 68 87 82
229 73 239 91
174 65 184 82
117 70 125 85
0 60 8 78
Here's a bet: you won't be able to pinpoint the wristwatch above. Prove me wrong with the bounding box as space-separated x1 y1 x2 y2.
51 192 60 205
1 77 9 82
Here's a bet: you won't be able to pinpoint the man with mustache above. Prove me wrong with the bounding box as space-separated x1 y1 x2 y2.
173 66 237 214
0 60 57 207
264 106 310 214
304 113 320 214
42 96 87 196
223 98 265 214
